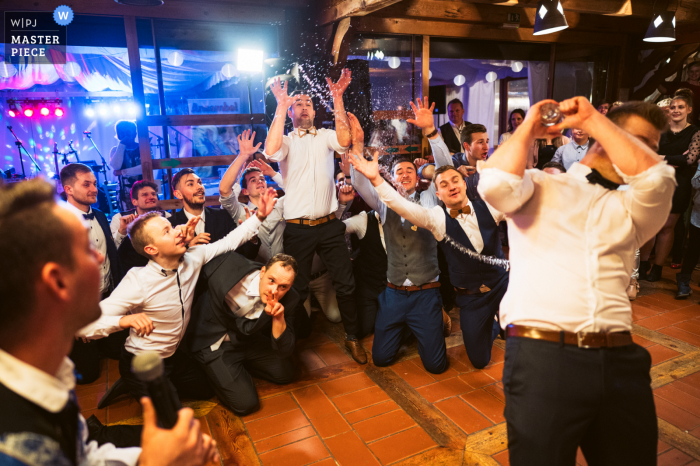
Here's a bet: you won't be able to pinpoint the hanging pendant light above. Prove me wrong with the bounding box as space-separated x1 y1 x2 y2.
533 0 569 36
643 11 676 42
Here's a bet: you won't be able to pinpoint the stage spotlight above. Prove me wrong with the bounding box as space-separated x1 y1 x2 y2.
112 103 122 114
85 106 95 118
238 49 263 72
40 105 50 116
55 107 64 117
127 103 137 115
24 106 34 117
98 104 109 116
8 101 18 117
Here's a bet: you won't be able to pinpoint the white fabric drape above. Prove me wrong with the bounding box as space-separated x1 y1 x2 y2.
466 75 495 147
527 61 549 105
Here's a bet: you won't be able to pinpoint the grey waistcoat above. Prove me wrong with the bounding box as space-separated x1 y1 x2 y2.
383 207 439 286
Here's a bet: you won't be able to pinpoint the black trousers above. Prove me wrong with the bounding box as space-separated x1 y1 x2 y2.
119 346 214 409
193 339 295 416
681 223 700 275
672 214 688 264
503 337 657 466
70 330 128 384
283 219 359 336
354 280 384 339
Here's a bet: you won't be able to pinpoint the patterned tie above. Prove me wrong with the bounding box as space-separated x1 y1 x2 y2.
449 205 472 218
299 127 317 138
83 212 95 220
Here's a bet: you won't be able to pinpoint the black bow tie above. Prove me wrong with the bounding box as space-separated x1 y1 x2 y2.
586 169 619 190
83 212 95 220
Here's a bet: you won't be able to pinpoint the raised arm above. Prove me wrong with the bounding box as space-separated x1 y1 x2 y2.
346 112 387 221
201 188 276 263
348 149 443 239
264 78 295 158
220 130 260 198
482 99 561 177
550 97 662 176
109 145 123 171
326 68 352 148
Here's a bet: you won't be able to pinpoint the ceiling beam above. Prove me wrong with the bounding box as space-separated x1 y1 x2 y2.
630 42 700 99
354 16 627 45
319 0 404 26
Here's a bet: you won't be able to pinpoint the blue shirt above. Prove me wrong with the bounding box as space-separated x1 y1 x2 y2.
552 139 591 170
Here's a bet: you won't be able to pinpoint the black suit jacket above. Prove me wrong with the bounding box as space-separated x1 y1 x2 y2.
93 208 124 287
169 206 259 260
439 120 471 154
188 252 299 356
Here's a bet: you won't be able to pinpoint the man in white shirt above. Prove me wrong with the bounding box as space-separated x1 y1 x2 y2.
263 70 367 363
0 178 217 466
77 188 277 405
551 127 592 170
219 129 286 264
349 113 508 370
61 163 126 385
439 99 472 154
478 98 675 465
110 180 170 249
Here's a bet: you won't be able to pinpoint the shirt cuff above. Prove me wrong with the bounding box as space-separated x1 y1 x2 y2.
613 160 676 186
271 173 284 189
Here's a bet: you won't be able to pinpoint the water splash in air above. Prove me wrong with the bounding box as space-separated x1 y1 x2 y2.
443 234 510 271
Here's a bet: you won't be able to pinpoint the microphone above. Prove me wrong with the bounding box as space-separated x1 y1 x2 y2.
131 352 179 429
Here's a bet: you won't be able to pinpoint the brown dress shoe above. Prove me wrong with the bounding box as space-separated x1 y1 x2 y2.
345 339 367 364
627 278 639 301
442 309 452 337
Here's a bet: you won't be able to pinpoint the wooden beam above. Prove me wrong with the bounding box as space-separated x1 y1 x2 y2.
630 43 700 99
145 114 266 127
0 0 286 25
319 0 404 25
331 17 353 65
353 16 627 45
125 16 154 183
152 155 235 170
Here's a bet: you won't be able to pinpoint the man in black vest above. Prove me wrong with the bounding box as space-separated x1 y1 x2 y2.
189 253 299 415
439 99 472 154
0 178 218 466
349 116 508 370
169 168 259 261
60 163 127 384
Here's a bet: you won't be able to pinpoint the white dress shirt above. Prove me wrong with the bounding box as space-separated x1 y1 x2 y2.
111 211 171 248
374 181 504 252
343 210 387 251
0 350 141 465
265 128 347 220
477 162 676 333
209 270 264 351
184 207 206 236
77 215 262 358
64 202 111 293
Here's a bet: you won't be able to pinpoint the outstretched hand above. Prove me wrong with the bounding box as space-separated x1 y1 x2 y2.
270 77 296 109
326 68 352 98
256 188 278 220
238 129 262 158
249 159 276 177
406 97 436 131
178 215 200 247
347 150 381 185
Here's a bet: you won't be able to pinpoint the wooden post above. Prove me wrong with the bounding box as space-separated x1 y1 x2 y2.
547 43 557 100
151 19 173 198
125 16 154 182
421 35 430 157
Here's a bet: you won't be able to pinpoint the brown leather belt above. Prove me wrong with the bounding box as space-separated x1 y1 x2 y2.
286 213 335 226
506 324 633 349
387 281 442 292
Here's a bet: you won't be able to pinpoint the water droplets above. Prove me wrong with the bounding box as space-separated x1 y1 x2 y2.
443 234 510 271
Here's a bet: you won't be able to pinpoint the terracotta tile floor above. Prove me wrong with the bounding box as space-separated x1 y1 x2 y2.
75 267 700 465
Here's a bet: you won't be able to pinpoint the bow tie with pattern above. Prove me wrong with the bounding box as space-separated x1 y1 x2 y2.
83 212 95 220
586 168 620 190
299 127 317 138
449 205 472 218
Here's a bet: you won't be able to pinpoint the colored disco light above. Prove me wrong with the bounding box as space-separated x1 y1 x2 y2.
40 106 50 116
24 107 34 117
55 107 64 117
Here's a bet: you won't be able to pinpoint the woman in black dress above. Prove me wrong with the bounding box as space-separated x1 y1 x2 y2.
641 89 698 281
533 135 570 170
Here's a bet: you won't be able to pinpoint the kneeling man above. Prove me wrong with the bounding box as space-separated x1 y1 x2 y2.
189 253 299 415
